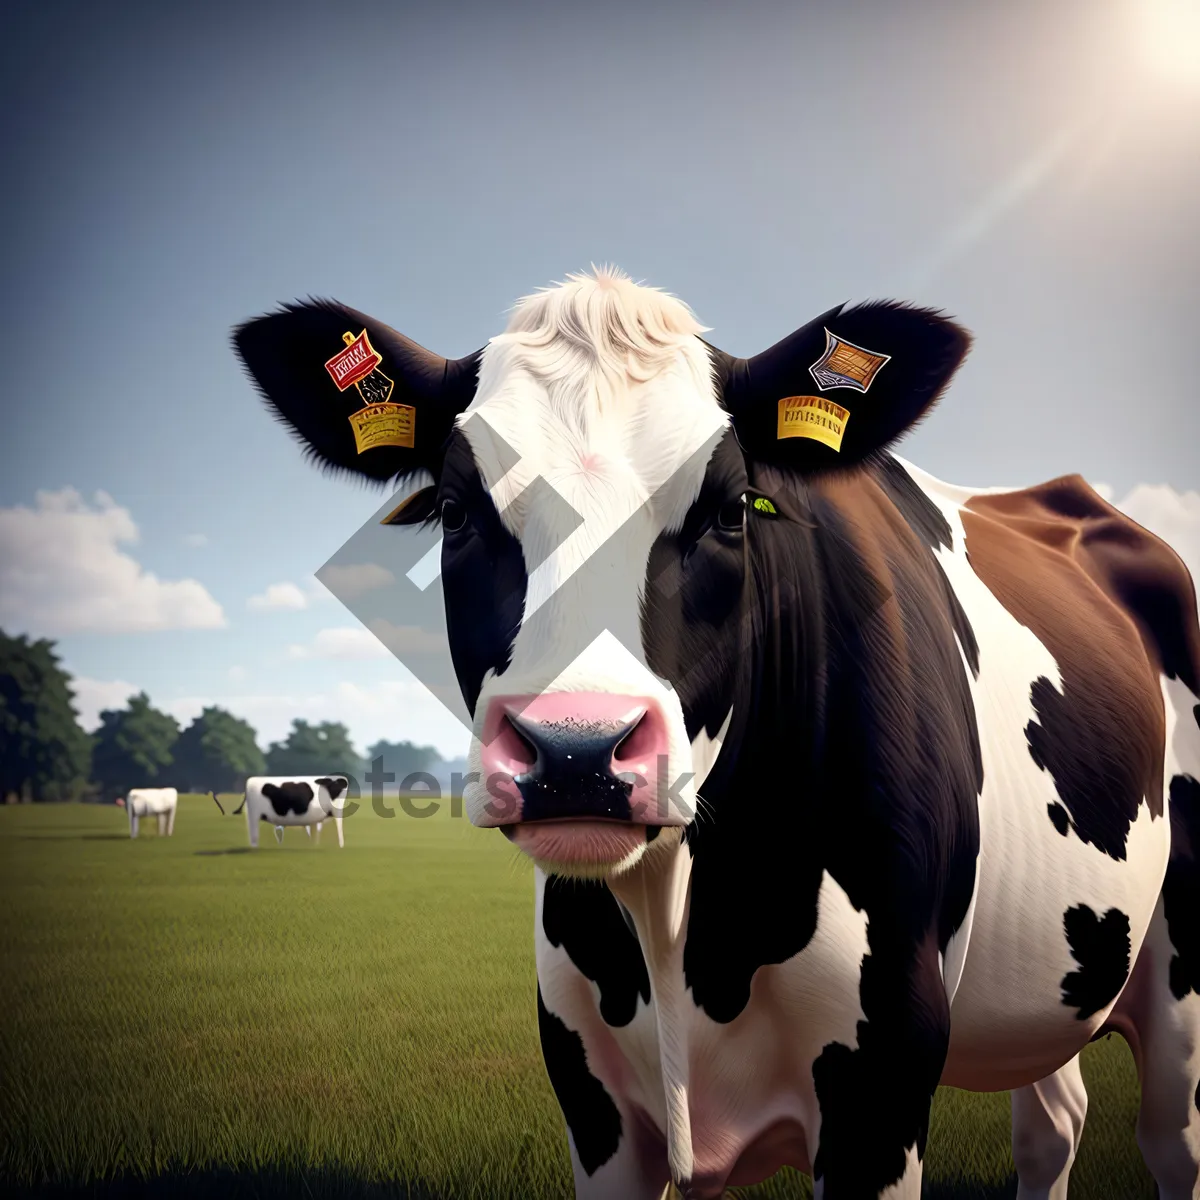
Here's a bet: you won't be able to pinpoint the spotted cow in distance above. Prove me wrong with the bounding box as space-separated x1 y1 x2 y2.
125 787 178 839
233 776 350 848
234 269 1200 1199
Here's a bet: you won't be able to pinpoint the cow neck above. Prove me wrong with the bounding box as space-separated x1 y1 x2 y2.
608 838 695 1184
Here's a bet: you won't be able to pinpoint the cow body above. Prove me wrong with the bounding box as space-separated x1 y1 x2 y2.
236 776 349 848
235 270 1200 1198
125 787 177 838
535 455 1199 1198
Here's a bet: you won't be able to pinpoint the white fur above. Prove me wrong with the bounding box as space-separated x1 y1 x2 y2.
126 787 177 838
460 270 730 832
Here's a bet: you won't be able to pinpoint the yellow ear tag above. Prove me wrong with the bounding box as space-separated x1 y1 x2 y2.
752 496 778 516
777 395 850 452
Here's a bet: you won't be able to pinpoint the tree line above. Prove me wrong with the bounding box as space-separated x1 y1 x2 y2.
0 629 445 803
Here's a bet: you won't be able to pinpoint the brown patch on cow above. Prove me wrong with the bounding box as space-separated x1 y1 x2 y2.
961 475 1200 857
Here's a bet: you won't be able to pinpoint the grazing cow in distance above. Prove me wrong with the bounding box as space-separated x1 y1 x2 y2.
234 269 1200 1199
125 788 177 839
232 776 349 848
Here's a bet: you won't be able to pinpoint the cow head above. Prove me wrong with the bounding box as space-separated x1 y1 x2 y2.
234 269 969 879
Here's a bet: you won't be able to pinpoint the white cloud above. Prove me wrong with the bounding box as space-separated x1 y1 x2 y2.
287 621 446 662
1090 482 1114 501
70 677 139 731
247 578 331 611
228 665 249 682
184 533 209 548
318 562 396 599
0 489 226 636
287 626 392 661
248 581 310 611
1109 483 1200 587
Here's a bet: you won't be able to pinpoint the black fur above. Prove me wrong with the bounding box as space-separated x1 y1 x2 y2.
315 776 348 801
435 433 528 714
1047 802 1071 837
1061 904 1131 1020
874 455 953 552
536 988 622 1176
261 781 314 817
542 878 650 1027
1026 676 1154 861
1164 774 1200 1002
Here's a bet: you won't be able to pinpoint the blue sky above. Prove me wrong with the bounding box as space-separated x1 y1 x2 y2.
1 0 1197 759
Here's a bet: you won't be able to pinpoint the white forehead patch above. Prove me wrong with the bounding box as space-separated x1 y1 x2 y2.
455 269 729 618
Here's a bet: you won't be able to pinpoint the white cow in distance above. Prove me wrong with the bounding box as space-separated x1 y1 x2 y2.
125 787 177 838
232 776 350 848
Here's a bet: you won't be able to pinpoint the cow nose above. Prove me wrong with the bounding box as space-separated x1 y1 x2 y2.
510 706 641 781
477 693 669 825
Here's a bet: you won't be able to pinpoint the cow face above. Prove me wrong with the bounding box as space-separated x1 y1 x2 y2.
235 269 969 878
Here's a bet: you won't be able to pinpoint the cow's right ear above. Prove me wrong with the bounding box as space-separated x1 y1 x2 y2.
233 298 481 486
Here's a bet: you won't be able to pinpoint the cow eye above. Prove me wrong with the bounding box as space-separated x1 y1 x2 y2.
440 499 467 533
715 496 746 533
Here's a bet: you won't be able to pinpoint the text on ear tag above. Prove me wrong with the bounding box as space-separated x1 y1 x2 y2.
325 330 416 453
777 395 850 452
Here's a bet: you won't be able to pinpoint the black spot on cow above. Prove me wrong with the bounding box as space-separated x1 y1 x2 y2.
262 781 314 817
536 988 621 1176
812 936 950 1195
1164 774 1200 1002
1047 802 1071 837
1026 675 1157 862
542 878 650 1027
315 776 348 801
874 454 953 553
1061 904 1131 1020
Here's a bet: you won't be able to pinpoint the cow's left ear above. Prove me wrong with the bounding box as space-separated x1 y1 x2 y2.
709 301 971 473
233 298 481 487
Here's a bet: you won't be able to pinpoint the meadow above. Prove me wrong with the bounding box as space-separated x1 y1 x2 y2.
0 796 1156 1199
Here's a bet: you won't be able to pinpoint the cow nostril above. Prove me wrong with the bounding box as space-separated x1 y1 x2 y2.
613 709 657 766
506 717 538 770
489 714 537 776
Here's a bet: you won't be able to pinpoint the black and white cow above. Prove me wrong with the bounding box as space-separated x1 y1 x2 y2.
232 776 349 848
234 270 1200 1199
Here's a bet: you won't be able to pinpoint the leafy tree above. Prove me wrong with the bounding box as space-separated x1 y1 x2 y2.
173 706 265 793
0 630 92 802
363 739 440 782
91 692 179 800
265 720 360 779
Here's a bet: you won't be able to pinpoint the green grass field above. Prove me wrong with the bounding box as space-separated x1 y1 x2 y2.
0 797 1155 1199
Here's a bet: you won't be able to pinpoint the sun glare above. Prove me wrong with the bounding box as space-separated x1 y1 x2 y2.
1138 0 1200 90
